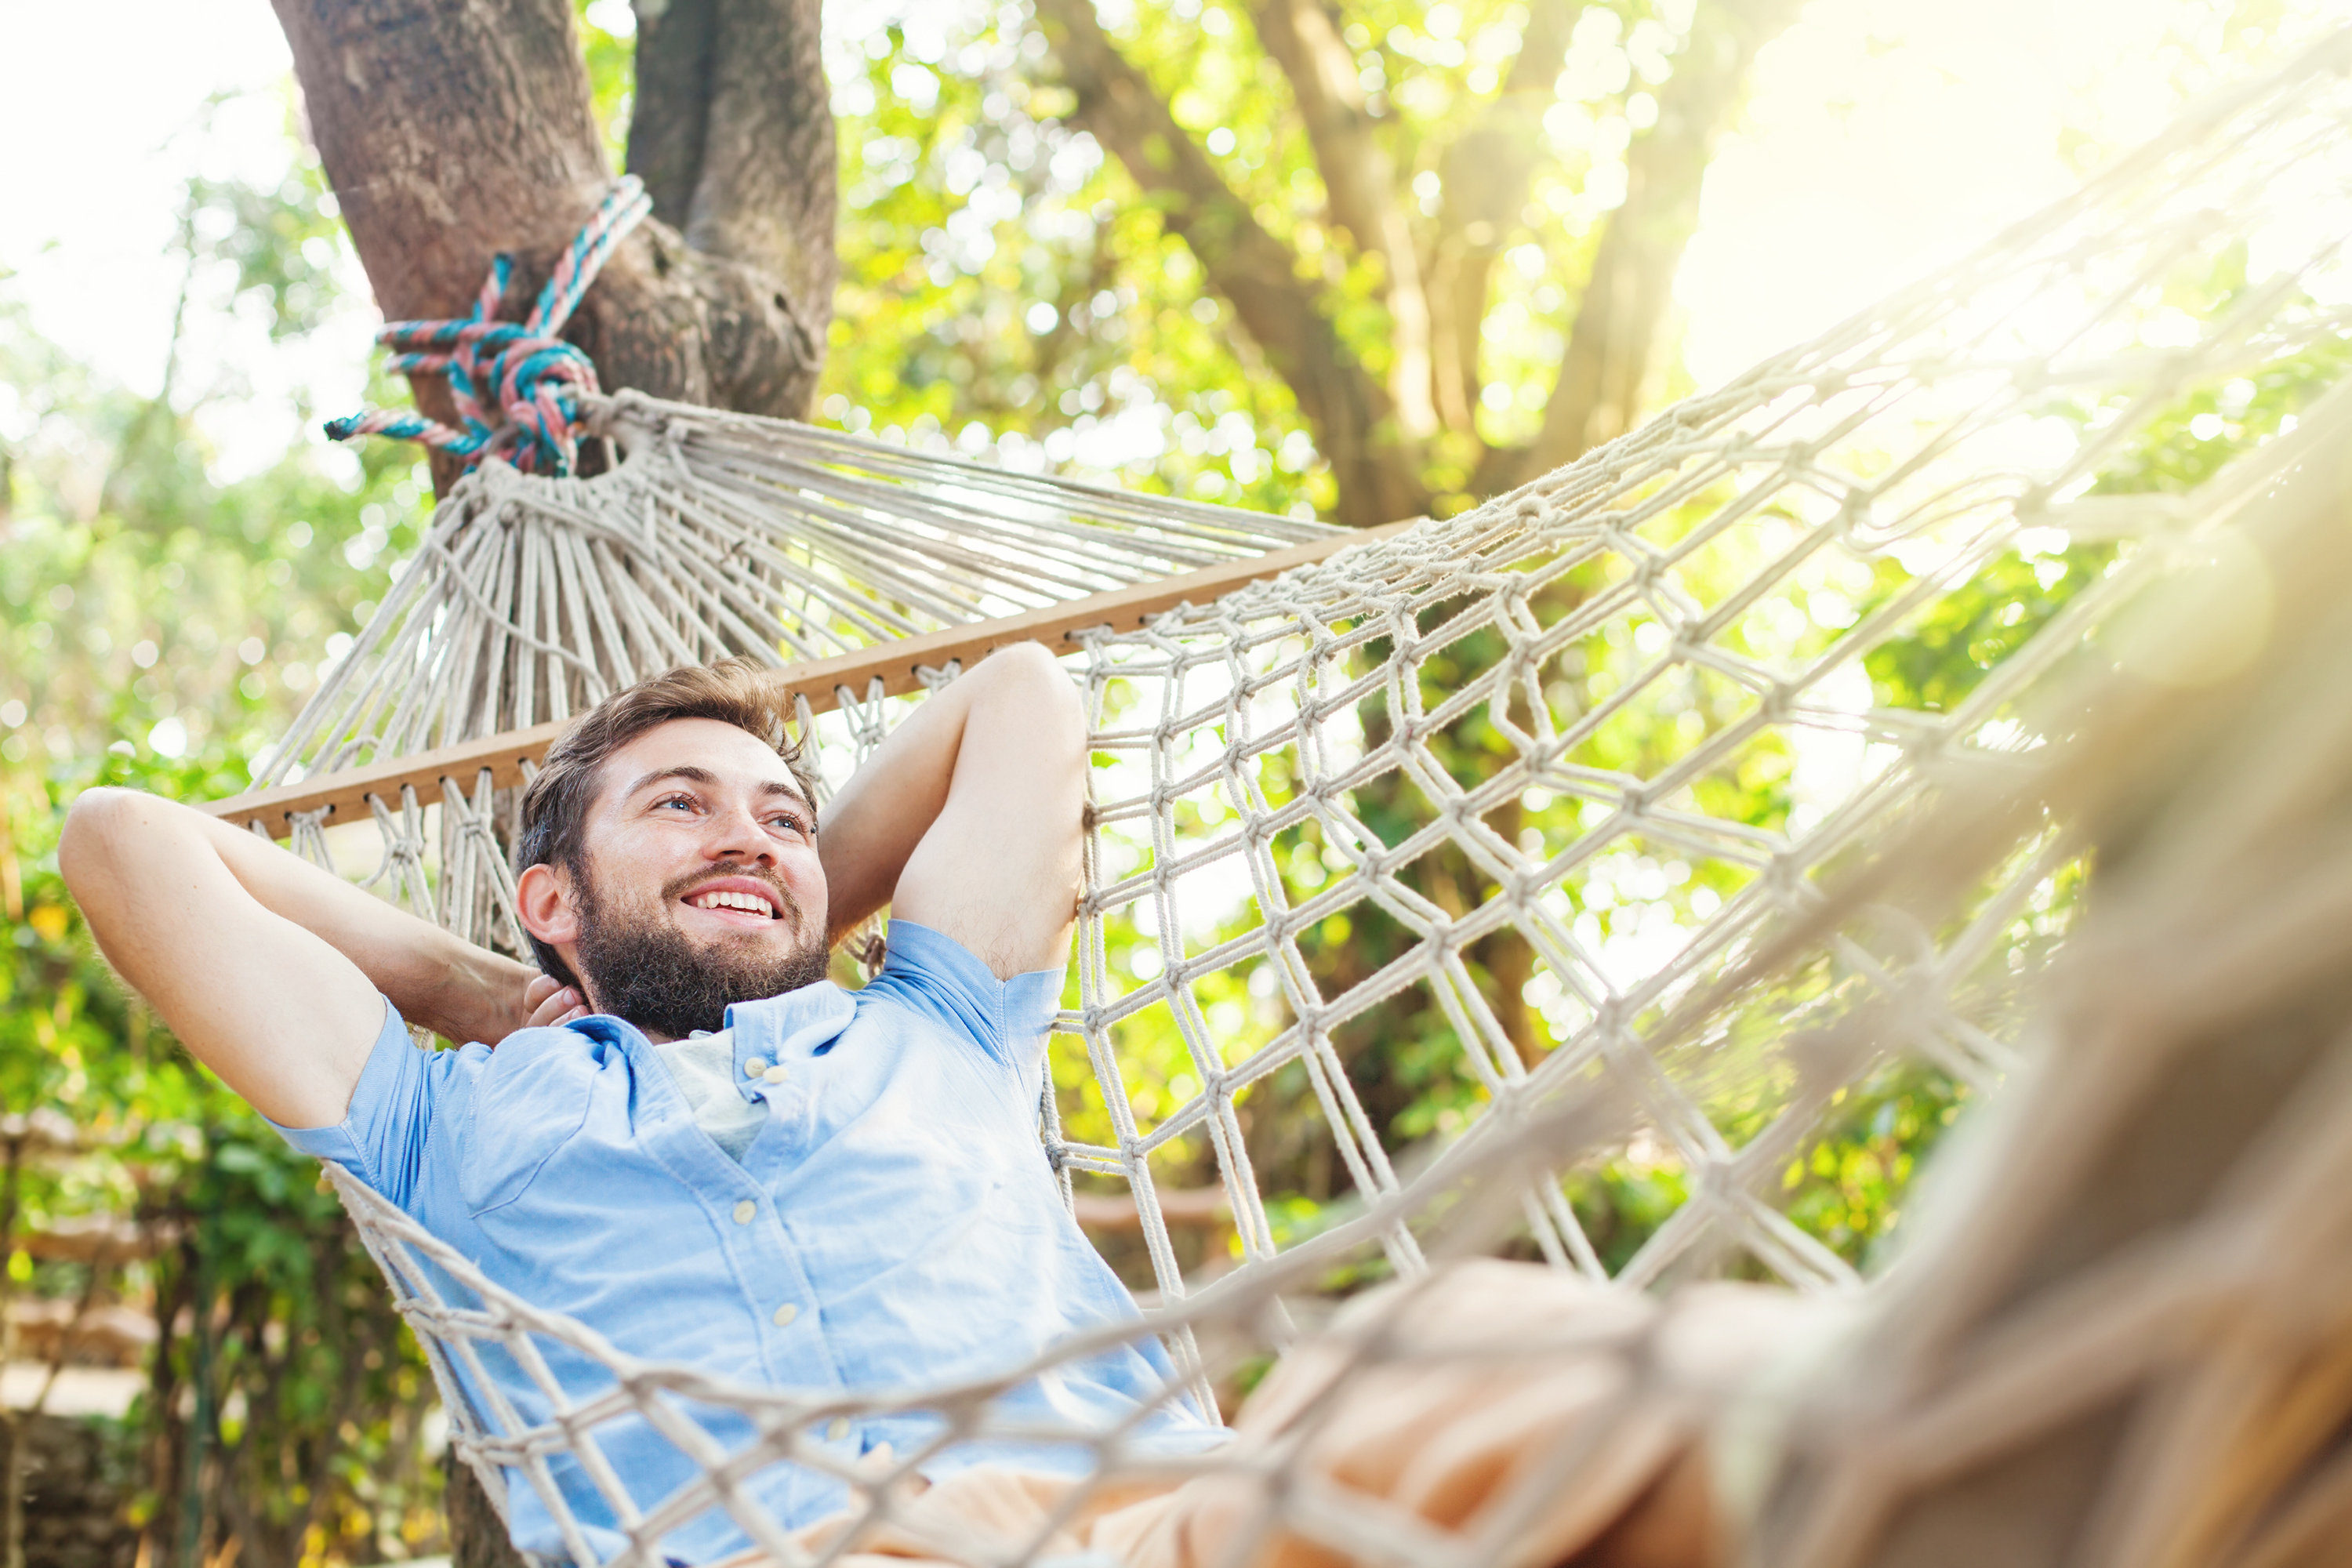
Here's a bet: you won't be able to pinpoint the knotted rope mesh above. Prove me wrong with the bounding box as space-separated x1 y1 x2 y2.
252 27 2352 1567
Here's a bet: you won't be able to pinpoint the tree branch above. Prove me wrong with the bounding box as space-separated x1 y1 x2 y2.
1483 0 1802 494
1249 0 1437 439
1428 0 1584 436
682 0 837 318
593 0 835 420
626 0 720 228
1036 0 1423 526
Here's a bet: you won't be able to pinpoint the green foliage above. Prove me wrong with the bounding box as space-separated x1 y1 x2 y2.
579 0 637 167
815 0 1694 516
1 140 441 1564
0 156 429 786
824 4 1329 516
183 155 346 345
1 757 441 1564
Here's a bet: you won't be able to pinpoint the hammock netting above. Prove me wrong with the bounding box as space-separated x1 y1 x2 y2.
239 28 2352 1568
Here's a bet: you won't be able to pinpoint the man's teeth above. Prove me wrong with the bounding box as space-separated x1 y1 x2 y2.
689 890 774 916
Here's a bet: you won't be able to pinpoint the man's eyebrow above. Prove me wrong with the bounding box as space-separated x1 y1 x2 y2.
625 766 814 815
756 779 814 813
624 765 720 798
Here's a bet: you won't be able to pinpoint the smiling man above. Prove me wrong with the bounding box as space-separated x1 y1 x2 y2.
60 648 1227 1563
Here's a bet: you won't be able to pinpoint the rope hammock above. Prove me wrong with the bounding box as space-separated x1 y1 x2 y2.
209 26 2352 1568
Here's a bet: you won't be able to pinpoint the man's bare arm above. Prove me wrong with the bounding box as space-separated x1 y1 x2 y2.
818 643 1087 978
59 789 559 1128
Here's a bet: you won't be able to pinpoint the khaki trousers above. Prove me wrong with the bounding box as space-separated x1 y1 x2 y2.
757 1261 1813 1568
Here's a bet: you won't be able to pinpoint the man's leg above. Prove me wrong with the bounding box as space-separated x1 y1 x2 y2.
1090 1262 1813 1568
768 1261 1815 1568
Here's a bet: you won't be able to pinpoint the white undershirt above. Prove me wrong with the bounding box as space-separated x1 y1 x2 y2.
653 1029 766 1162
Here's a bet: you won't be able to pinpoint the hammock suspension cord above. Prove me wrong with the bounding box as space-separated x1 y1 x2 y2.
324 176 653 475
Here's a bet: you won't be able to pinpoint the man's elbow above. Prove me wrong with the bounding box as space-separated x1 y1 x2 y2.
979 641 1085 740
60 788 125 880
59 787 156 907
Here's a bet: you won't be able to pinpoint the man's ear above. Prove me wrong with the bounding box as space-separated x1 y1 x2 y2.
515 862 583 949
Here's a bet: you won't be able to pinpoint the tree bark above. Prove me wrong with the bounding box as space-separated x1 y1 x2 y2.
1250 0 1439 441
627 0 723 229
1037 0 1428 528
1428 0 1584 436
447 1454 529 1568
273 0 833 491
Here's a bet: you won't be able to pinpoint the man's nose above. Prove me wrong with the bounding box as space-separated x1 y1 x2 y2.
704 799 779 861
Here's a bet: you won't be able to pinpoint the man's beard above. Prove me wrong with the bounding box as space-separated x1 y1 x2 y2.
571 865 830 1038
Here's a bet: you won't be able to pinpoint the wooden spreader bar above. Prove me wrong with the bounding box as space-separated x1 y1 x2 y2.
208 524 1398 839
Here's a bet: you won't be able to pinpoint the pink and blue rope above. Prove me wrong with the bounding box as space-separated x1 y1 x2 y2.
326 176 654 476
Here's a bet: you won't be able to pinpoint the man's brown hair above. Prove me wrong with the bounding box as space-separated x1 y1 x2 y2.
516 659 819 986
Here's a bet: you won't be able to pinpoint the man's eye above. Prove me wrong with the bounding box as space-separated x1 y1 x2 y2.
655 795 695 812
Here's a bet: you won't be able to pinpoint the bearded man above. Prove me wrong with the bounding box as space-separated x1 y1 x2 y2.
64 652 1771 1568
63 648 1242 1560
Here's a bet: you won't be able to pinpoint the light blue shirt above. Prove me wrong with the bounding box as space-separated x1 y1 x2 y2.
274 920 1224 1564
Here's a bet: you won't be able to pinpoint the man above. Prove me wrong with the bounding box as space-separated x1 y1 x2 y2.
63 648 1229 1562
66 649 1767 1568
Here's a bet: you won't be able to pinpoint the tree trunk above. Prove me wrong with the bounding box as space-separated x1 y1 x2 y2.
1046 0 1797 525
446 1454 528 1568
272 0 835 492
1038 0 1430 528
1427 0 1582 436
1250 0 1439 441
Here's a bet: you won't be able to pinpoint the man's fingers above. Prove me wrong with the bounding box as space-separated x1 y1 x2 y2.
523 985 584 1031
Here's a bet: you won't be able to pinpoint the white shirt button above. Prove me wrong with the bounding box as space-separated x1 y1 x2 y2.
743 1058 768 1077
826 1417 851 1441
772 1302 798 1327
732 1200 757 1225
762 1063 790 1083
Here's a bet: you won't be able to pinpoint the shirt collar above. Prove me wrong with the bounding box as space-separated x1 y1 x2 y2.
724 982 856 1091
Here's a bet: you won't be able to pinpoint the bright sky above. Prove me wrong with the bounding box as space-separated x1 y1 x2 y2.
0 0 2327 473
0 3 372 477
1678 0 2248 385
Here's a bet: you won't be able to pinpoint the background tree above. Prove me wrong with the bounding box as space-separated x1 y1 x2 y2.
813 0 1801 526
0 157 452 1564
270 0 1797 524
270 0 835 485
1034 0 1802 522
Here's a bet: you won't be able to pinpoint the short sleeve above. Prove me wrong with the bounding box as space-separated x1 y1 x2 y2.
862 920 1064 1072
264 996 451 1210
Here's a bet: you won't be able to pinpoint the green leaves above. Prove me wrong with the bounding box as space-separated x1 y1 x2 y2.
0 94 441 1564
0 285 428 786
183 164 345 344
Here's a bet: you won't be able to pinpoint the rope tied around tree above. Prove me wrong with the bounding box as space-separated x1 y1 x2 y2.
325 176 653 476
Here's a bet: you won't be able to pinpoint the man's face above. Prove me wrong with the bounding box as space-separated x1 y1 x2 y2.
525 717 832 1039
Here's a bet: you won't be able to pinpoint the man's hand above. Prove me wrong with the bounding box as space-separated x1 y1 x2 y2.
61 789 545 1127
521 975 590 1031
818 643 1087 979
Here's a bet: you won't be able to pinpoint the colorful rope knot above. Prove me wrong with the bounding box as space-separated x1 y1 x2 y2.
325 176 653 477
